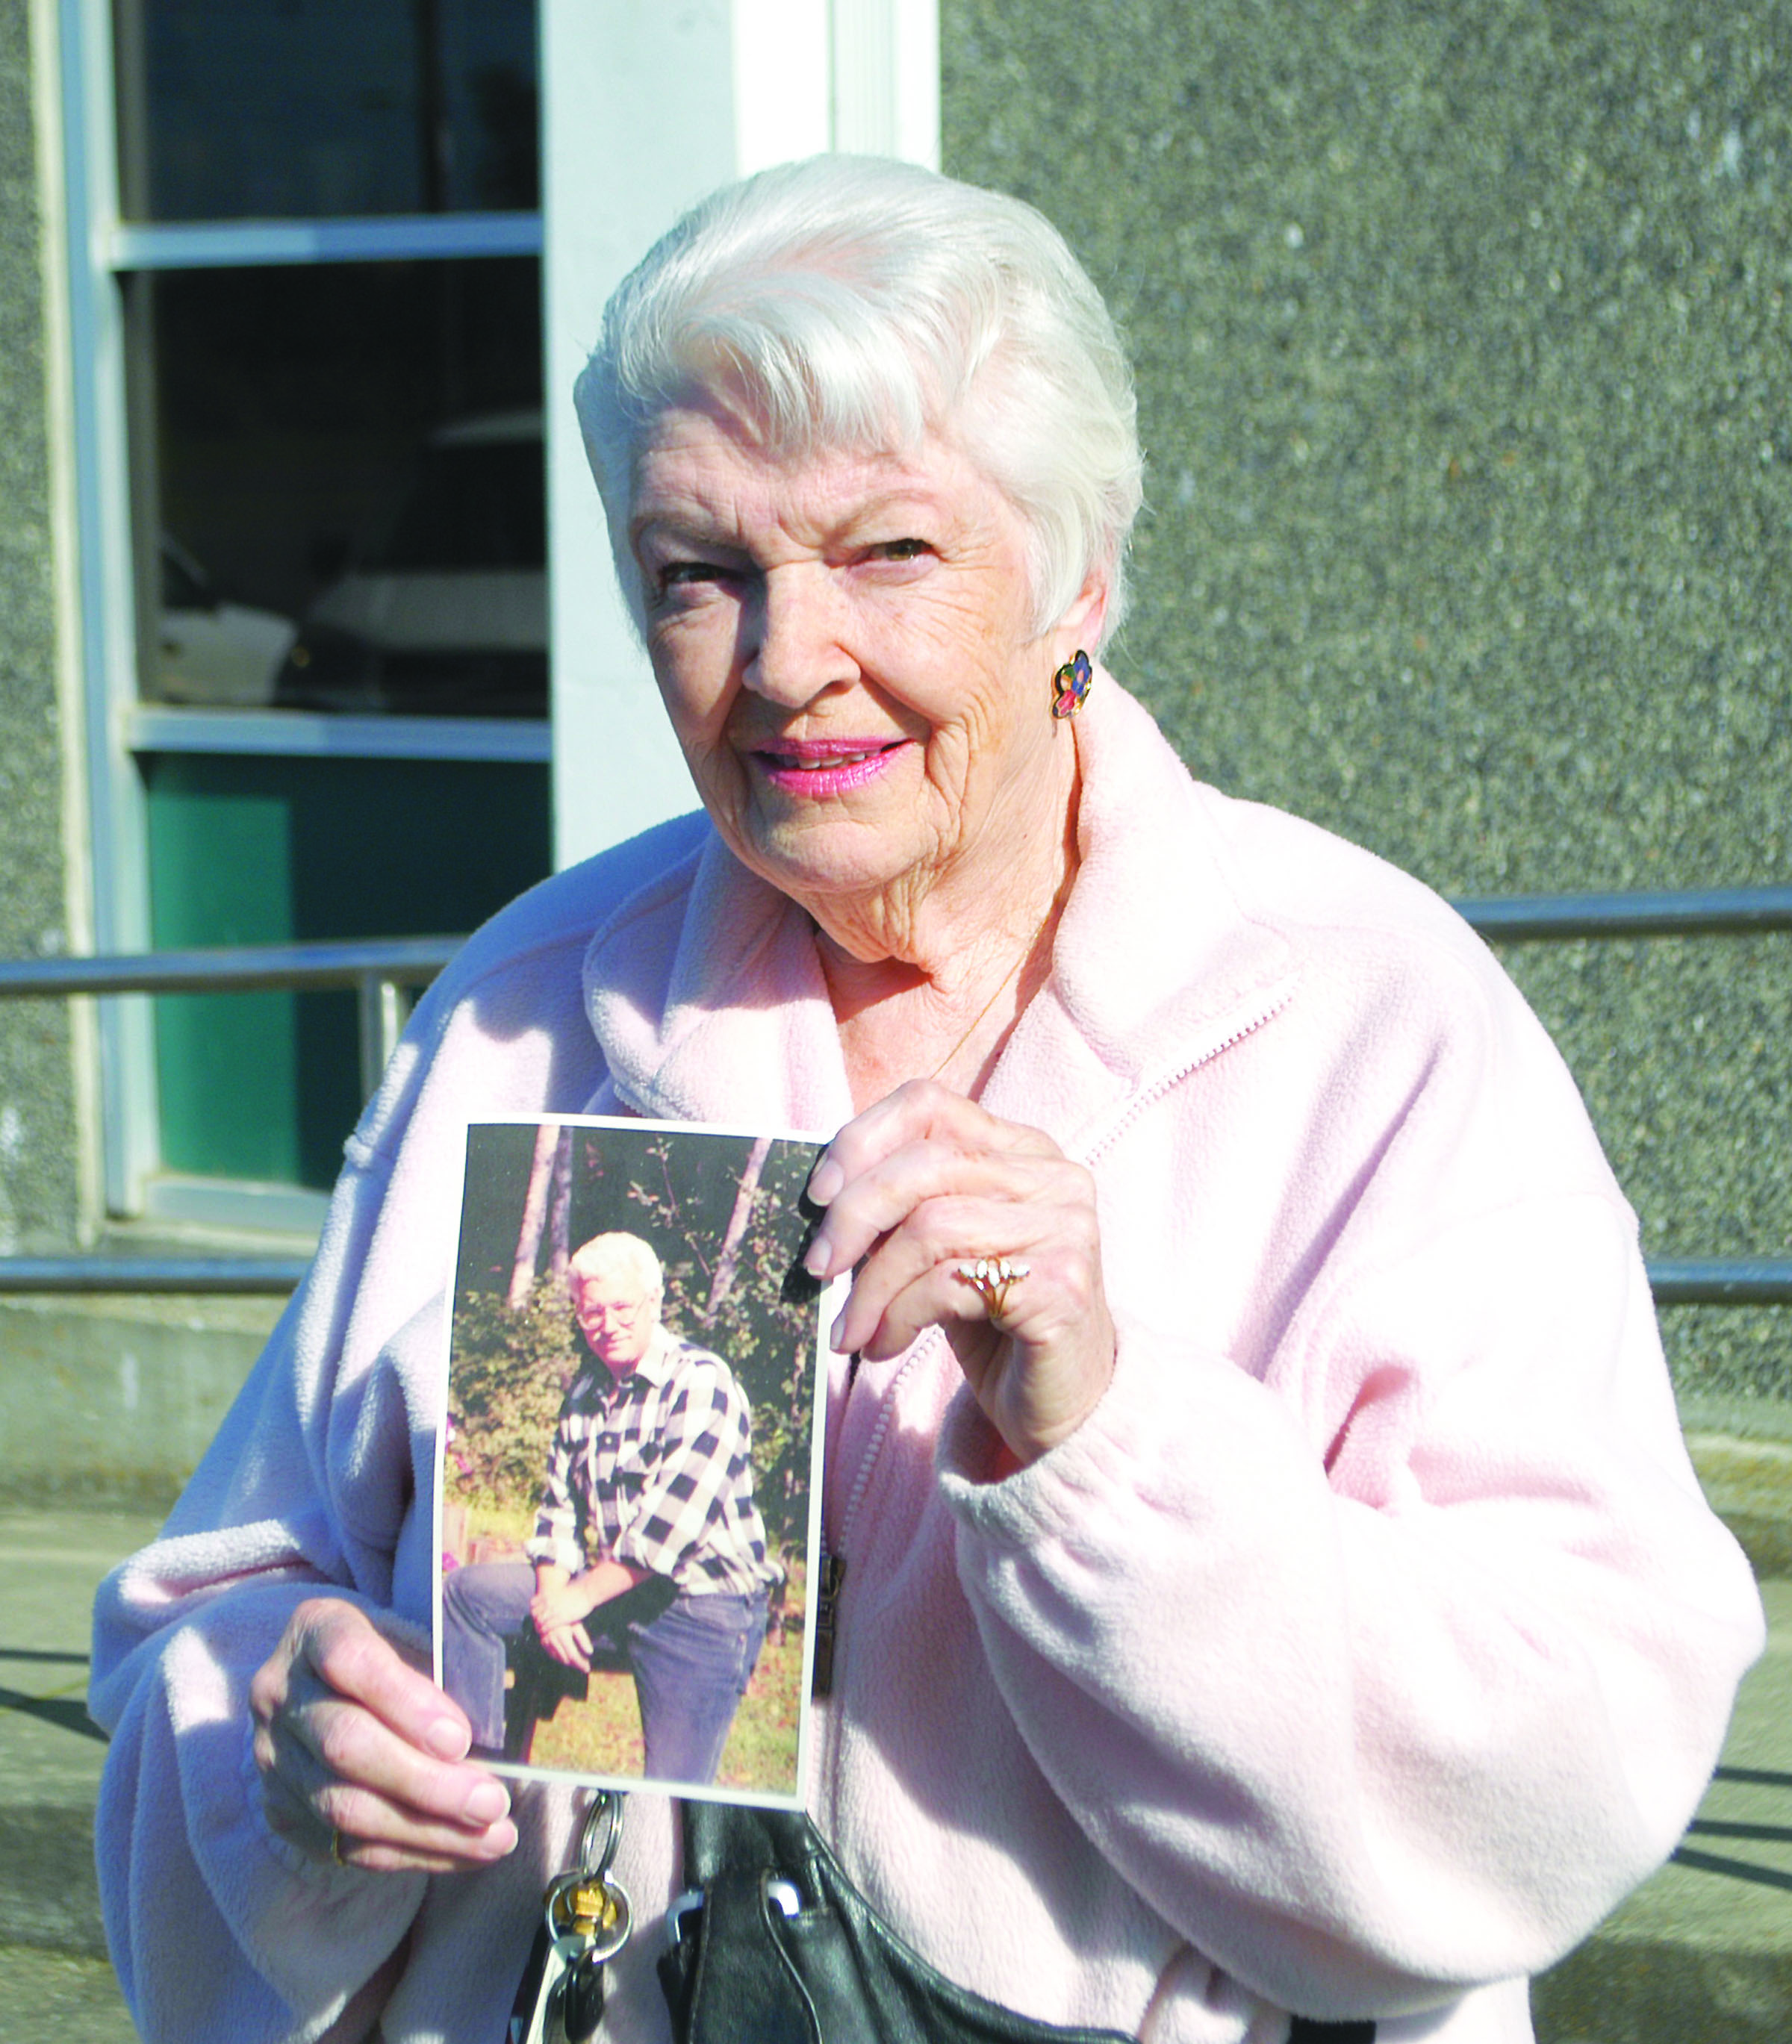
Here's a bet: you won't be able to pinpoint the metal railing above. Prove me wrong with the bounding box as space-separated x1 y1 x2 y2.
0 935 461 1294
0 1253 313 1292
0 935 463 1099
0 889 1787 1299
1454 885 1792 1306
1451 885 1792 941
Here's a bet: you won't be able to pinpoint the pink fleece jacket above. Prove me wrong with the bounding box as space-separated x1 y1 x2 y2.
91 682 1762 2044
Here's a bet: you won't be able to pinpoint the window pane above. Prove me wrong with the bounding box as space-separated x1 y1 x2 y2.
114 0 539 221
144 753 551 1186
134 258 547 717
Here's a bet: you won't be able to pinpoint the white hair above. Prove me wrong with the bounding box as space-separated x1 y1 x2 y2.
567 1231 664 1304
575 155 1143 645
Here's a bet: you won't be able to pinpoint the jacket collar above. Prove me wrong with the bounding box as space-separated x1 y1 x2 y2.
582 679 1297 1152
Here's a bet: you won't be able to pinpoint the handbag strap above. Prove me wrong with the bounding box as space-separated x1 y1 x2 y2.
683 1796 812 1884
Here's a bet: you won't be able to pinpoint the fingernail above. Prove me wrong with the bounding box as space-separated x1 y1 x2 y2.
487 1818 519 1857
465 1779 510 1825
425 1718 469 1760
807 1158 842 1206
803 1230 833 1278
829 1309 847 1350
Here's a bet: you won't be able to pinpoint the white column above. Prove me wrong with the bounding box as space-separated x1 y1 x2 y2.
544 0 940 870
734 0 832 174
542 1 735 870
56 0 163 1212
833 0 939 168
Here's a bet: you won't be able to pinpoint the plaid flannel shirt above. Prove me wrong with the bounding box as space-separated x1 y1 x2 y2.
524 1322 780 1597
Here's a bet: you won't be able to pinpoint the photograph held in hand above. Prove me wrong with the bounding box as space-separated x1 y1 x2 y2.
433 1116 834 1806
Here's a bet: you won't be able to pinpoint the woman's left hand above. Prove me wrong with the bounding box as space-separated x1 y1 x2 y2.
803 1079 1116 1468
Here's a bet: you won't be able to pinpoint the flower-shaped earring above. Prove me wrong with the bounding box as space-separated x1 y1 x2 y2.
1050 649 1092 720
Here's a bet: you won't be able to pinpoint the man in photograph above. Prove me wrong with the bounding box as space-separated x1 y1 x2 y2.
442 1231 781 1782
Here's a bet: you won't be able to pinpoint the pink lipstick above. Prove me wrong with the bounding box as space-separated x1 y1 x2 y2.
753 737 909 797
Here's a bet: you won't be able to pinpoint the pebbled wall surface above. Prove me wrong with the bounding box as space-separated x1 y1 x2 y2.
0 0 78 1254
943 0 1792 1409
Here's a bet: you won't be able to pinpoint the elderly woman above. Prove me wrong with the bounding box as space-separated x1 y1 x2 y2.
93 156 1760 2044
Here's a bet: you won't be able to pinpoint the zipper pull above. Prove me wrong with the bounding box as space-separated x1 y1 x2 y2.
812 1553 847 1697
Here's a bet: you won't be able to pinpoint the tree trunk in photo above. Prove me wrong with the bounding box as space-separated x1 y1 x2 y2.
547 1124 573 1291
708 1134 772 1315
508 1118 562 1310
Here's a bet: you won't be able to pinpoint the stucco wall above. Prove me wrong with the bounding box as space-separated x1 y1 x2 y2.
0 0 79 1252
943 0 1791 1408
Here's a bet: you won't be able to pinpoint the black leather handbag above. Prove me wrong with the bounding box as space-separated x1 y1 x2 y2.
657 1800 1374 2044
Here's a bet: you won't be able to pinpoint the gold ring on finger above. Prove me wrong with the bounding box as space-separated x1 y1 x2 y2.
330 1825 349 1869
955 1257 1030 1326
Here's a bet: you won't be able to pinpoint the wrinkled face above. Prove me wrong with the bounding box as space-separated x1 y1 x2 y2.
626 399 1089 929
573 1273 659 1377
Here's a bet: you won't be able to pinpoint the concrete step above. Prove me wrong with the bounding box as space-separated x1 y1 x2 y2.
1684 1429 1792 1583
0 1294 280 1508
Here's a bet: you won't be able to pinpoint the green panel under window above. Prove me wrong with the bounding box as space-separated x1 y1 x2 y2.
145 753 551 1188
147 770 302 1183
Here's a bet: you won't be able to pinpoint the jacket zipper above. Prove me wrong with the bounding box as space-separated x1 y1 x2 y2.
811 1551 847 1695
814 1352 868 1700
814 1333 933 1815
1077 994 1293 1171
815 1345 914 1701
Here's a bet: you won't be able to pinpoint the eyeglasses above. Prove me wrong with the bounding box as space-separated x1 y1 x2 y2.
576 1296 650 1328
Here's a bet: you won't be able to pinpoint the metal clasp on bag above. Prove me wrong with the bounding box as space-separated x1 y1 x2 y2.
665 1876 802 1950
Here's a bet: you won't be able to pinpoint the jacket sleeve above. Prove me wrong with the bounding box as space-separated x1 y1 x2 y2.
92 1547 428 2042
937 984 1765 2024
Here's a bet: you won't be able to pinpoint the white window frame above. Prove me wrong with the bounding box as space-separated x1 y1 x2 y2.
57 0 937 1231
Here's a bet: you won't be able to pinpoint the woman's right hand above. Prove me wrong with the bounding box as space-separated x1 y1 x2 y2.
249 1597 519 1874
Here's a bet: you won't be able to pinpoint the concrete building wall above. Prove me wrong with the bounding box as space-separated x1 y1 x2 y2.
0 0 81 1255
942 0 1791 1414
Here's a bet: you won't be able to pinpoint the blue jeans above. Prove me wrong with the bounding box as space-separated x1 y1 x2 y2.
441 1562 768 1784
